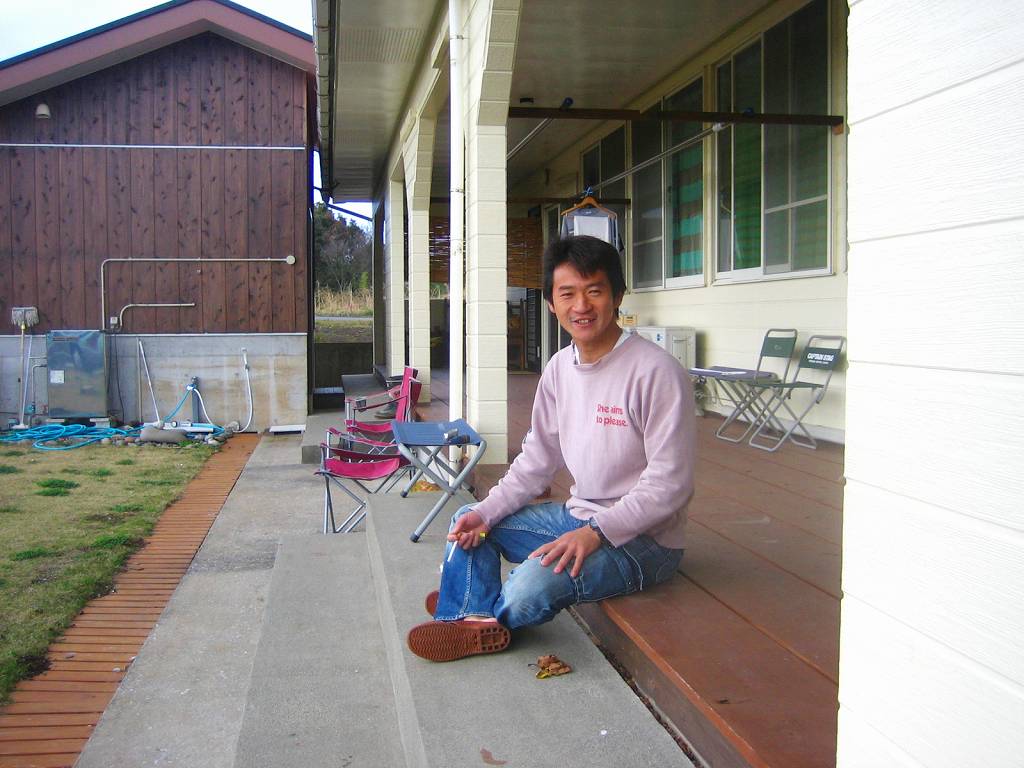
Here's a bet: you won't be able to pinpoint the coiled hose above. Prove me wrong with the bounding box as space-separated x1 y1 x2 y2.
0 423 142 451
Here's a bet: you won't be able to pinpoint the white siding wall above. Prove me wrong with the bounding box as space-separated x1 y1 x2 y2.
509 0 850 437
839 1 1024 765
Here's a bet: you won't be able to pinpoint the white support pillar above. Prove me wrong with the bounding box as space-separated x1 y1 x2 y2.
403 117 437 402
460 0 521 464
384 177 406 377
464 124 509 462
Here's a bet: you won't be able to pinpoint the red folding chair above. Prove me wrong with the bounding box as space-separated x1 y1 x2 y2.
346 377 421 441
344 366 417 424
315 444 414 533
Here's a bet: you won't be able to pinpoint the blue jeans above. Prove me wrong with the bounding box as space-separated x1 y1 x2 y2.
434 501 683 630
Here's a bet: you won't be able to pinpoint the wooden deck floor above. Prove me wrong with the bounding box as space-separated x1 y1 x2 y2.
422 369 842 768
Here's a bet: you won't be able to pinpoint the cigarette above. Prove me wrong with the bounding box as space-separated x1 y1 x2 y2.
446 539 458 563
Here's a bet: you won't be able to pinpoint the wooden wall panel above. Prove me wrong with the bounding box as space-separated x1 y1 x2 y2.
201 148 226 332
0 33 310 335
246 48 273 332
130 149 157 331
270 150 295 332
176 150 202 333
58 147 85 328
153 52 176 145
293 150 309 333
224 149 249 331
0 150 12 321
153 149 179 333
129 56 157 331
175 37 201 146
34 148 60 329
9 150 37 308
81 149 108 328
224 44 249 331
200 37 226 333
106 149 131 331
83 69 107 144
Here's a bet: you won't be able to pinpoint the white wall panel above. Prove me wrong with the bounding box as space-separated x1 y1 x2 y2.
838 597 1024 768
847 60 1024 243
836 708 922 768
843 481 1024 684
842 1 1024 763
848 218 1024 374
847 0 1024 124
844 363 1024 531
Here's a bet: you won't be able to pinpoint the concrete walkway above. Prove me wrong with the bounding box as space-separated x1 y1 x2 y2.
75 434 694 768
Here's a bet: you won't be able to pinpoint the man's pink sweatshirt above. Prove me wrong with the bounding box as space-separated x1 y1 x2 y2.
473 333 696 549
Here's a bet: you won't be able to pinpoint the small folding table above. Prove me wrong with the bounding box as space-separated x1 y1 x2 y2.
390 419 487 542
688 366 785 443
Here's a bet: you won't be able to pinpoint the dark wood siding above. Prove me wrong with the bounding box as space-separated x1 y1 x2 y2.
0 33 310 334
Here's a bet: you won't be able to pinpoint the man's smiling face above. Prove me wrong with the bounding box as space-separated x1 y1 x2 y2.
547 263 623 360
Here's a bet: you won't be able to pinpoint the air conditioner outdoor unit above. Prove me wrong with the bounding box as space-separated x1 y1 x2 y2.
630 326 697 371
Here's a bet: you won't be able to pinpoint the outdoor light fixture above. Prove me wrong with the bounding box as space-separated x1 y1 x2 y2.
35 103 51 119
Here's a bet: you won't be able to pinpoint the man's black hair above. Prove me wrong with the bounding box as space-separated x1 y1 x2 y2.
542 235 626 304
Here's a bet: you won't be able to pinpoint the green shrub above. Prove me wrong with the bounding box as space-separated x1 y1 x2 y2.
36 478 79 490
0 465 20 475
111 503 144 513
11 548 49 561
36 488 70 497
91 533 140 549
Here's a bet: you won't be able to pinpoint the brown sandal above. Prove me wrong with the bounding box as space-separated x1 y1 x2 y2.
407 620 511 662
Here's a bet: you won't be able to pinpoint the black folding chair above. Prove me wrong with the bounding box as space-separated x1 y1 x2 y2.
748 335 846 452
689 328 798 443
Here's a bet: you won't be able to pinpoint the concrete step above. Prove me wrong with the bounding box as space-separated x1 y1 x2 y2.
364 491 695 768
232 533 404 768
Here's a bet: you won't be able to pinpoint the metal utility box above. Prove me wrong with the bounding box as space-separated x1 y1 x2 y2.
631 326 697 371
46 330 110 419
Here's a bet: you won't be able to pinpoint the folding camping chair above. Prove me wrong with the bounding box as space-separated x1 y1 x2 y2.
315 444 415 533
390 419 487 543
747 335 846 452
689 328 798 443
334 379 422 454
344 365 417 422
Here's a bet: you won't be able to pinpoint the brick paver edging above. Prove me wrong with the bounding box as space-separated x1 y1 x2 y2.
0 434 260 768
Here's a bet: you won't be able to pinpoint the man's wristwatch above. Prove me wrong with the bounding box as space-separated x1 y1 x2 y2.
588 517 612 547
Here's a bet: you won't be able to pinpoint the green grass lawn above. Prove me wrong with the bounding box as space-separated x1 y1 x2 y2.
314 317 373 343
0 441 214 704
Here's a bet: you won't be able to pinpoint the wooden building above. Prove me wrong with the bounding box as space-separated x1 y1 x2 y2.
0 0 316 429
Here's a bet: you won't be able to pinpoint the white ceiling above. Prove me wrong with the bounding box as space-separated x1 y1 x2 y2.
321 0 773 201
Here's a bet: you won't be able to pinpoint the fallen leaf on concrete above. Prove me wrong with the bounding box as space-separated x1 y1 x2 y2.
411 479 441 492
480 747 507 765
535 653 572 678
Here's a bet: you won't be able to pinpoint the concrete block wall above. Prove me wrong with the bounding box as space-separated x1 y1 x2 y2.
0 333 306 432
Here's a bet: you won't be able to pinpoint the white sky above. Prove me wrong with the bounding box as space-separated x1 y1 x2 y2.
0 0 373 224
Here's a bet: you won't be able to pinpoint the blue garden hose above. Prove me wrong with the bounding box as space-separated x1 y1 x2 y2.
0 423 142 451
1 383 224 450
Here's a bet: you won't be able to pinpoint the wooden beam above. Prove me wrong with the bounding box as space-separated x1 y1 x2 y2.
507 106 844 129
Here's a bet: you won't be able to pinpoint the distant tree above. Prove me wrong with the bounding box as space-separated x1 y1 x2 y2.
313 202 372 292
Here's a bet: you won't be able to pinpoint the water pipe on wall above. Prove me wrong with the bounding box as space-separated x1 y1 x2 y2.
117 302 196 332
99 255 296 331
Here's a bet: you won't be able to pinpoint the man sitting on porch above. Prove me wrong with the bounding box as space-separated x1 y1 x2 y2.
407 235 696 662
